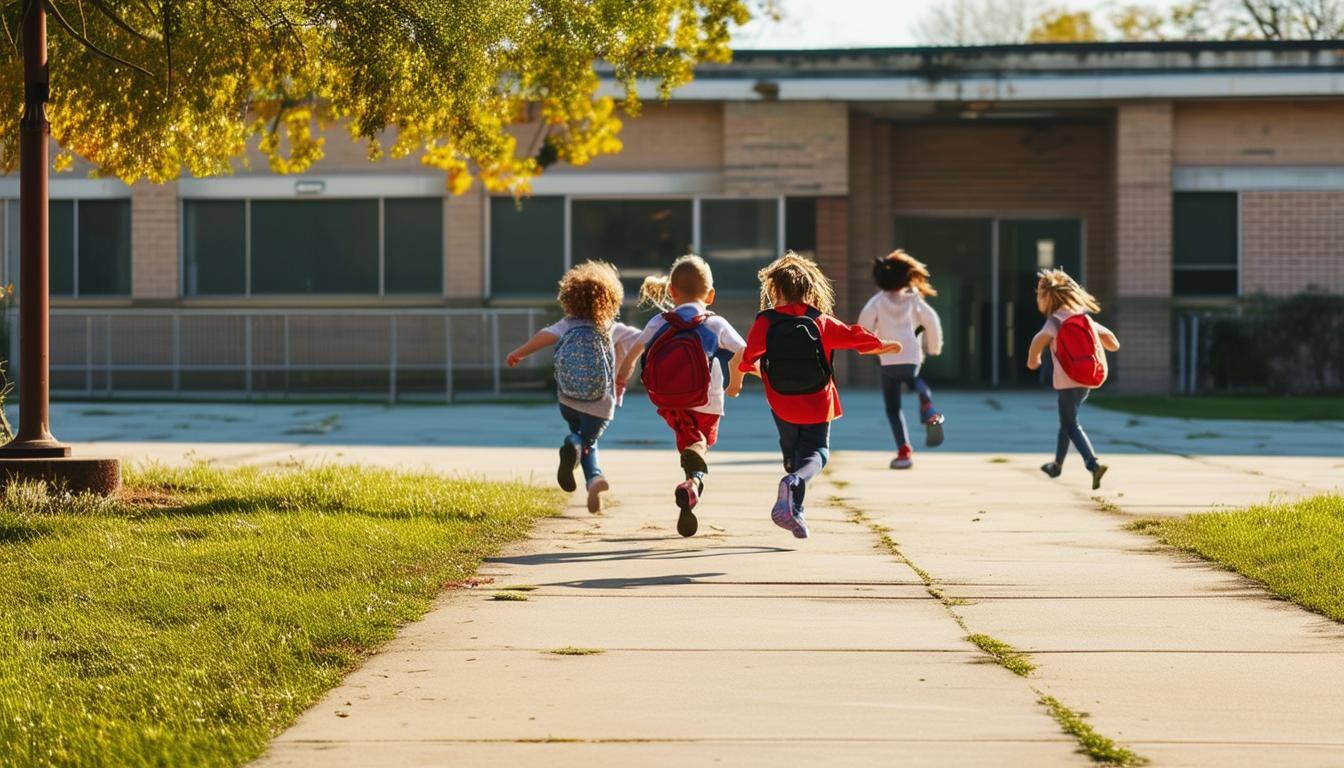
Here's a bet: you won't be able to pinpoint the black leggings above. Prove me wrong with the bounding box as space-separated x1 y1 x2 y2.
880 364 933 449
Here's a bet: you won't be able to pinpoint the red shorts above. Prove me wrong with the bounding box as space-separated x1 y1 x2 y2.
657 408 721 454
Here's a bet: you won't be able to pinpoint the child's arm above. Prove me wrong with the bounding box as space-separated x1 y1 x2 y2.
725 348 747 397
1097 325 1121 352
822 316 902 356
1026 330 1052 370
506 330 559 367
614 342 644 392
856 295 879 332
916 299 944 356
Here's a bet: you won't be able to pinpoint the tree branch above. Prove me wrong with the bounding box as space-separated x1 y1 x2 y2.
43 0 154 76
86 0 154 42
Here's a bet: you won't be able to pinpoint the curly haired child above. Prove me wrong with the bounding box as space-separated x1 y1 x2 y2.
1026 268 1120 490
507 261 640 512
741 252 901 538
858 250 946 469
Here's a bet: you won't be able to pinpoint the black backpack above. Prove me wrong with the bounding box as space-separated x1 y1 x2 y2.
760 308 833 395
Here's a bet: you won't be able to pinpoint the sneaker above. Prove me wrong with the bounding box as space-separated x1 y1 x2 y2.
791 508 810 540
586 475 609 514
557 439 579 492
771 476 799 534
890 445 913 470
675 479 701 537
1040 462 1062 479
1091 464 1109 490
679 447 708 477
922 409 945 448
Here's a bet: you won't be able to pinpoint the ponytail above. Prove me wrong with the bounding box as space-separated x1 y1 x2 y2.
638 275 673 310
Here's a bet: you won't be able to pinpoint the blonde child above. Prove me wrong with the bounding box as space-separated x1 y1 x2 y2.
1026 268 1121 490
740 253 901 538
507 261 640 512
857 250 946 469
615 255 747 538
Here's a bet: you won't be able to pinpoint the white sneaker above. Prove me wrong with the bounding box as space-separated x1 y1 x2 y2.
586 475 609 513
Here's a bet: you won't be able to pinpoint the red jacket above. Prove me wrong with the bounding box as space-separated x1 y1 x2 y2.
740 303 884 424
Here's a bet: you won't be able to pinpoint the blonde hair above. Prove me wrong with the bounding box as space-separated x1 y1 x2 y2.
757 251 836 316
873 250 937 297
558 261 624 327
637 254 713 310
1036 268 1100 315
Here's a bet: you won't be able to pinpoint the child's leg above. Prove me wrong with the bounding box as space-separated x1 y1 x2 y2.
774 414 800 474
574 413 610 483
658 408 709 478
879 366 910 448
1057 389 1099 470
789 422 831 509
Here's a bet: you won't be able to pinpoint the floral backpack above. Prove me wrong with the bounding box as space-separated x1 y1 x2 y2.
554 324 615 401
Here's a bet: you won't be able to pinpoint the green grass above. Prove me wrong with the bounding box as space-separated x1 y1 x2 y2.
547 646 604 656
1092 395 1344 422
491 591 530 601
0 463 561 768
1138 493 1344 623
966 633 1035 677
1038 694 1147 765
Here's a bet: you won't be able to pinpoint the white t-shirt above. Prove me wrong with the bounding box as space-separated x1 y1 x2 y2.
1040 310 1111 390
636 302 747 416
856 288 944 367
542 318 642 419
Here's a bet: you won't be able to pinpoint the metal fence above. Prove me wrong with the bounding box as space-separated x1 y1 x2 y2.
10 307 554 402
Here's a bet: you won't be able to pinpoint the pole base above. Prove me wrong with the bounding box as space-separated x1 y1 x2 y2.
0 438 72 458
0 457 121 496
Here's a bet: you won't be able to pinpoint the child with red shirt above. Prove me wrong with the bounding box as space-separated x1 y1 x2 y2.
740 253 902 539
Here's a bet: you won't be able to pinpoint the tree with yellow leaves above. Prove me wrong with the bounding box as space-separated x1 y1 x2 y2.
0 0 755 193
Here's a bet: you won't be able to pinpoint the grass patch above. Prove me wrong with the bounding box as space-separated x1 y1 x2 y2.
988 457 1010 464
1092 395 1344 422
966 633 1035 677
1139 493 1344 623
491 591 530 601
0 463 561 767
1039 694 1147 765
547 646 604 656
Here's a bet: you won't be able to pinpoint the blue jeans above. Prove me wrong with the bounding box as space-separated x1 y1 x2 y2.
773 414 830 510
880 364 934 449
559 404 610 483
1056 388 1098 471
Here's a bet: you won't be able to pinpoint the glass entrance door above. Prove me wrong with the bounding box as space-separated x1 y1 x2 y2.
892 218 993 386
996 219 1083 385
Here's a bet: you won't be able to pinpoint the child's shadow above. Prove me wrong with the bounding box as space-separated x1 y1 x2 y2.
543 573 726 590
488 545 791 566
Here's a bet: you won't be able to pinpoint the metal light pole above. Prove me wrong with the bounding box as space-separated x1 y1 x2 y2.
0 0 118 492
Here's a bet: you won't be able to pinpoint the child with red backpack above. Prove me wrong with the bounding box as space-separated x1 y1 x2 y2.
615 255 747 538
506 261 640 513
1026 268 1121 490
741 253 903 539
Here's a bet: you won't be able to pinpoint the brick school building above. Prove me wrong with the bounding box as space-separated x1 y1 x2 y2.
8 40 1342 398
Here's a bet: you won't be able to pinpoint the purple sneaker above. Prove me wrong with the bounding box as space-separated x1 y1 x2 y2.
791 508 810 539
771 476 803 536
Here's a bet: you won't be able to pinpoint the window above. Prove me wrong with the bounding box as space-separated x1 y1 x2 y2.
182 198 443 296
700 199 779 295
785 197 817 261
5 198 130 296
490 196 564 297
1173 192 1238 296
571 199 692 294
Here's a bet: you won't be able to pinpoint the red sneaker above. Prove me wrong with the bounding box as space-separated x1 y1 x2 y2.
890 445 913 470
675 479 700 537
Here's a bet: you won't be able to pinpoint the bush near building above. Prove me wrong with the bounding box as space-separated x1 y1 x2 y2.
1206 292 1344 395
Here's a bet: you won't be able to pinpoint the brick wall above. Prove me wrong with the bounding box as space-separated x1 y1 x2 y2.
1113 101 1174 393
724 101 847 195
130 181 179 300
816 196 852 383
1174 101 1344 166
846 115 887 387
585 102 723 171
1241 191 1344 295
445 186 485 300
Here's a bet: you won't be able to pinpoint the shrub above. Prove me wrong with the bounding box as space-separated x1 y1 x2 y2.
1204 291 1344 395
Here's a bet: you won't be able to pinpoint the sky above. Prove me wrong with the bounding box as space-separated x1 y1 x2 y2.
732 0 1180 48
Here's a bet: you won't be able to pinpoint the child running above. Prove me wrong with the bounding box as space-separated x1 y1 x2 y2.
741 253 902 539
615 255 747 538
857 250 946 469
1026 268 1121 490
506 261 640 513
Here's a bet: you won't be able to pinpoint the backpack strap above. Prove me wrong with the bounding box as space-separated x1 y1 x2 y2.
662 311 709 331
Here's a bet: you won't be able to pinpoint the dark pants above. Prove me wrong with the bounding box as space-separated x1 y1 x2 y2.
773 414 830 510
559 404 610 483
1055 388 1098 471
880 363 934 449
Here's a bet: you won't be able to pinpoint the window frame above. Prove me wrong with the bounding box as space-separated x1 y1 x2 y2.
486 193 792 300
180 195 445 299
2 196 133 298
1172 190 1242 298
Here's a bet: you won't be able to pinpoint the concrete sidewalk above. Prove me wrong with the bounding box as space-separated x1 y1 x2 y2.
236 442 1344 767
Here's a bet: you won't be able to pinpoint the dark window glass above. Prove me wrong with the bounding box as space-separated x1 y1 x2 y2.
700 199 779 295
184 201 246 295
1173 192 1238 296
51 201 75 295
785 197 818 260
490 196 564 296
384 198 443 294
251 200 379 294
571 199 692 294
77 200 132 296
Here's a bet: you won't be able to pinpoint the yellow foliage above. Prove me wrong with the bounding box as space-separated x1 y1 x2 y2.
1027 9 1102 42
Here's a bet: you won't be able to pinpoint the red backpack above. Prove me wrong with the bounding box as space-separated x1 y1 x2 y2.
641 312 713 409
1055 314 1107 387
